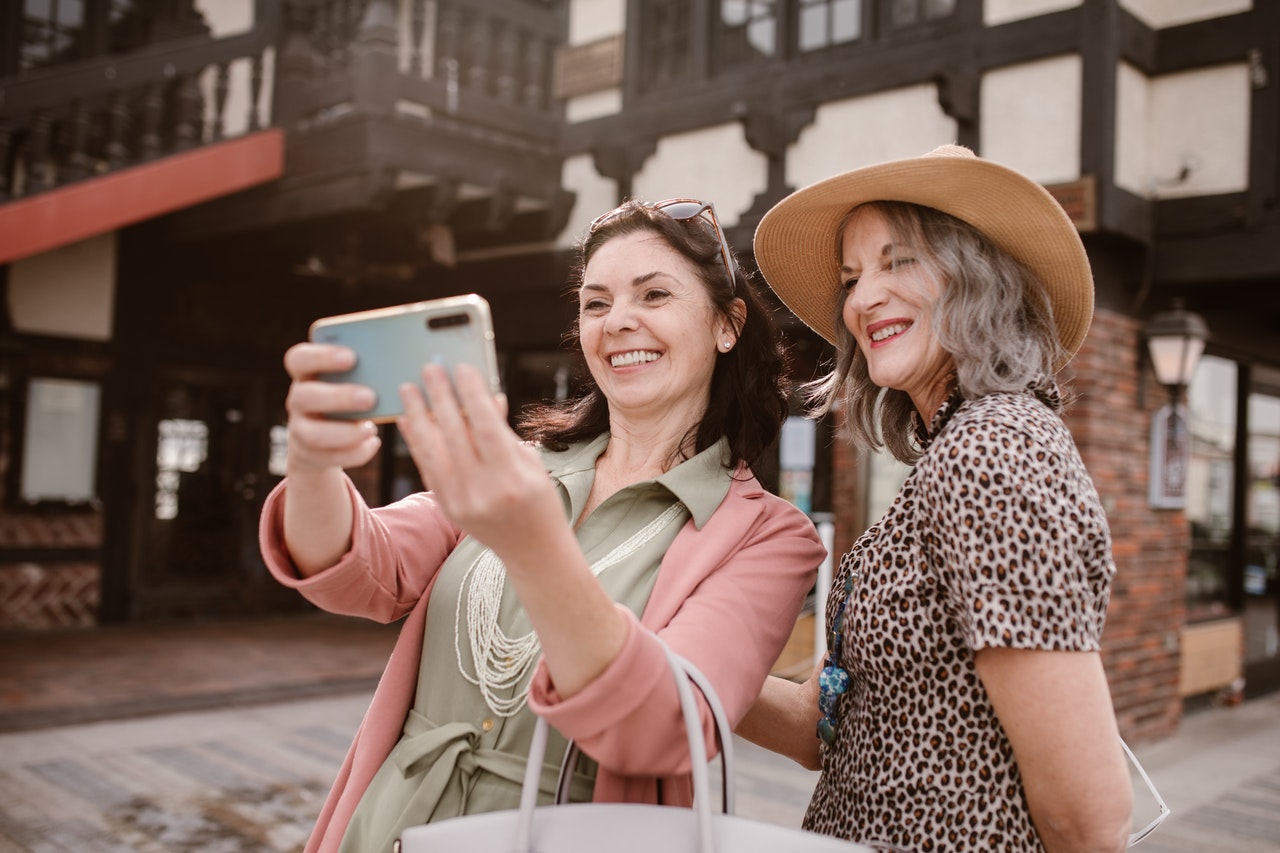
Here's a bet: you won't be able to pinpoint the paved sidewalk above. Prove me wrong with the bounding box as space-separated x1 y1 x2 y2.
1 615 1278 850
0 613 397 733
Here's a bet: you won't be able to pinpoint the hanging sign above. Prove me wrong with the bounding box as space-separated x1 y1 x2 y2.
1149 403 1190 509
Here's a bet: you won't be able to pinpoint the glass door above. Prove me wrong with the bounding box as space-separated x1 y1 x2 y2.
1244 372 1280 681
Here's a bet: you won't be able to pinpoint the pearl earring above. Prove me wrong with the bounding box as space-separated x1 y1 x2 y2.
722 340 733 351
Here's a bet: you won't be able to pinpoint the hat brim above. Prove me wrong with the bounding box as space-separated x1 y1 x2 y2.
753 146 1094 369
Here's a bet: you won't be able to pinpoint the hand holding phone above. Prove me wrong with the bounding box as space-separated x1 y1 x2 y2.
308 294 502 422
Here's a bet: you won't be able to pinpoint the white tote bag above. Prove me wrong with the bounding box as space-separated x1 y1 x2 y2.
396 640 869 853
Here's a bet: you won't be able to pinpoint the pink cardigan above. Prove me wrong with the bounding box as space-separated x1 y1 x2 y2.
259 468 823 853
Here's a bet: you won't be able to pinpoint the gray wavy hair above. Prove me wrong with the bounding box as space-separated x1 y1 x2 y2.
805 201 1066 463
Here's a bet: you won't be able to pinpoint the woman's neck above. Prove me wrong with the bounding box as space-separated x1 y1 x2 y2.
599 419 695 480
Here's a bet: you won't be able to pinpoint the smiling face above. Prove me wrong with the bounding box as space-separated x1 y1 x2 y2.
578 230 738 432
839 204 955 418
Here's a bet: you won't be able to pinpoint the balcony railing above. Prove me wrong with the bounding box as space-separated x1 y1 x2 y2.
0 4 280 204
280 0 562 150
0 0 568 246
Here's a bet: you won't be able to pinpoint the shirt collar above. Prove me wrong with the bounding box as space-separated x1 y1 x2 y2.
656 437 733 530
542 433 733 530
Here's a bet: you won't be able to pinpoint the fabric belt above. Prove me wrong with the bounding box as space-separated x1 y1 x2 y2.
391 708 594 821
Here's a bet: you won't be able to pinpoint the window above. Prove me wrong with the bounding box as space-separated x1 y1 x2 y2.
19 377 100 504
21 0 85 71
798 0 861 51
717 0 777 69
888 0 956 28
638 0 694 93
15 0 153 74
1244 379 1280 664
1186 355 1238 620
154 417 209 520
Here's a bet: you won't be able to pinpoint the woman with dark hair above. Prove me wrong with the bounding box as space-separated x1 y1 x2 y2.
739 146 1139 852
259 198 825 853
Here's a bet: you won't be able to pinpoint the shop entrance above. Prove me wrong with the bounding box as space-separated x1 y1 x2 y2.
126 365 293 619
1244 374 1280 692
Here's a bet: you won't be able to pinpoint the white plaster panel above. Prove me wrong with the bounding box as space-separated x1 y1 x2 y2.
1120 0 1250 29
9 234 116 341
632 124 768 226
786 85 956 191
194 0 253 37
985 0 1080 26
1148 63 1250 199
1114 62 1150 198
566 88 623 123
556 153 620 249
980 54 1082 185
570 0 626 44
1115 62 1250 199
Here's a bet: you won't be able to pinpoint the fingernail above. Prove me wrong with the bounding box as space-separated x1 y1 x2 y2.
362 420 378 435
355 388 377 407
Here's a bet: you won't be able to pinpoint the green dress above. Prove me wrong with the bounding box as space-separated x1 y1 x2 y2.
338 434 733 853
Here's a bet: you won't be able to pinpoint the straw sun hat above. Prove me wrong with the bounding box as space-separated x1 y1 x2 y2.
753 144 1094 367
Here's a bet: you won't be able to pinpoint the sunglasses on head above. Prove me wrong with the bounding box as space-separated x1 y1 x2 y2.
590 198 738 293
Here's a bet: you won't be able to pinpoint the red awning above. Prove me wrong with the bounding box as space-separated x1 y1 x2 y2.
0 128 285 266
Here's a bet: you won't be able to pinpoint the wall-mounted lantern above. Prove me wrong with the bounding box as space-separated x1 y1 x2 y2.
1144 299 1210 509
1144 299 1210 405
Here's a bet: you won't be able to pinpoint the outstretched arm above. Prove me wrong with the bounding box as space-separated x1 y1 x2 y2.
279 342 383 576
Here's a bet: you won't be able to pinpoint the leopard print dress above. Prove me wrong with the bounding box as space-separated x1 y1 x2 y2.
803 387 1115 853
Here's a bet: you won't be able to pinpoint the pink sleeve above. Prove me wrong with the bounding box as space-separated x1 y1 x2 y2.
527 493 823 776
258 476 466 624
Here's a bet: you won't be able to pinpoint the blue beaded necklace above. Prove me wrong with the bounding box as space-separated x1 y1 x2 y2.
817 386 967 746
817 571 855 745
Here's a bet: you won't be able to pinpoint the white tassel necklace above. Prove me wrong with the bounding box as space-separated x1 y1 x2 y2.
454 501 687 717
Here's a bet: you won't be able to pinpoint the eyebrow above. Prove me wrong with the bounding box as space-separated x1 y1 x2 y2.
839 242 896 275
580 270 666 294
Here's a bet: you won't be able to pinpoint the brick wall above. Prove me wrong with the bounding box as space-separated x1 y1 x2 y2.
0 512 103 630
1064 308 1185 743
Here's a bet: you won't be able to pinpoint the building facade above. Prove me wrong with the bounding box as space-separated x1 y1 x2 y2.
2 0 1277 744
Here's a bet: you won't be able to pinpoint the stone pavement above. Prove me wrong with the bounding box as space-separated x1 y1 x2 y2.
0 613 398 733
1 614 1278 851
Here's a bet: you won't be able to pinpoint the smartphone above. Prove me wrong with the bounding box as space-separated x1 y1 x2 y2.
308 294 502 422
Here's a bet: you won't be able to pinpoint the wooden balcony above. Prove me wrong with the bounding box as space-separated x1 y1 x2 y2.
0 0 573 269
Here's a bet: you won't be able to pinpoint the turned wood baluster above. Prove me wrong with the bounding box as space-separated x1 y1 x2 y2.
494 23 519 103
104 90 129 169
523 36 547 110
172 71 203 149
330 0 348 66
248 53 264 131
64 98 94 181
139 81 164 160
212 61 230 140
28 110 54 193
464 11 491 94
436 2 460 79
0 121 11 201
313 1 331 70
348 0 365 55
410 0 427 76
436 2 461 111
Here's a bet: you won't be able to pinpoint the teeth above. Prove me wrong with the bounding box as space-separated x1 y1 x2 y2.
871 322 909 342
610 350 661 367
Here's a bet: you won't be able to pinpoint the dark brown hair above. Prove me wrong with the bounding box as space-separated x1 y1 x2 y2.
518 199 790 471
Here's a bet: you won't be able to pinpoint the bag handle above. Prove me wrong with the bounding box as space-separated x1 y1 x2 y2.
515 639 734 853
553 645 736 814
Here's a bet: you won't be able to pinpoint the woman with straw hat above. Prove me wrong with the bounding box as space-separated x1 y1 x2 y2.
737 145 1135 852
